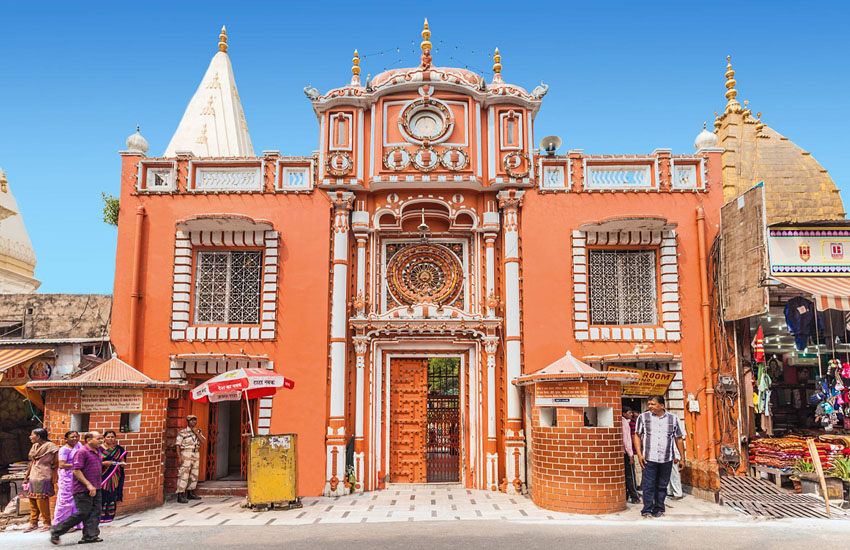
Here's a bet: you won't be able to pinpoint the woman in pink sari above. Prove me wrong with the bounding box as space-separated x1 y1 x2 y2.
52 431 83 531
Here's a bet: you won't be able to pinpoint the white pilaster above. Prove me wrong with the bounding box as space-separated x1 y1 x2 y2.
324 191 354 497
483 337 499 491
498 189 525 494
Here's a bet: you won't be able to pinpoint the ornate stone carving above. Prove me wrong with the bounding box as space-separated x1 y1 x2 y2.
386 243 464 307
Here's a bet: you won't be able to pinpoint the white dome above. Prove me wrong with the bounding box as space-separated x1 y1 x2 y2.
126 126 149 154
694 123 718 151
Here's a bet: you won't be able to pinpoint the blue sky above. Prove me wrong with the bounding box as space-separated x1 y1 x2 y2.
2 0 849 293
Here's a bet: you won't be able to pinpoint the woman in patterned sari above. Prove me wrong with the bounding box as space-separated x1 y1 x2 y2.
99 430 127 523
52 431 83 531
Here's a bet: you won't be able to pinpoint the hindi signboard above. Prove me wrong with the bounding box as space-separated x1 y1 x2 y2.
606 366 675 396
80 388 144 412
534 381 589 407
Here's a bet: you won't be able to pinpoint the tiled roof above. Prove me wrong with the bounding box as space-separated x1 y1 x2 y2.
514 351 639 385
27 355 183 389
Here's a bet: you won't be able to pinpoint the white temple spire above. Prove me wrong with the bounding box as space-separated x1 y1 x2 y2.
164 26 254 157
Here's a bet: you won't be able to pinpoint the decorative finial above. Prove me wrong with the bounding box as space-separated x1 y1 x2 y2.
126 125 150 155
219 25 228 53
755 111 766 136
352 50 360 76
420 18 432 68
350 49 361 86
713 110 721 132
0 167 7 193
724 55 742 114
493 48 502 74
742 99 751 119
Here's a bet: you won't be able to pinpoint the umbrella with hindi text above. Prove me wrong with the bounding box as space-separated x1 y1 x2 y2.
191 368 294 435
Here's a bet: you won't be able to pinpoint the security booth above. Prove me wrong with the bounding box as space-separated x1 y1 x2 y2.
515 352 639 514
190 368 298 509
27 356 185 513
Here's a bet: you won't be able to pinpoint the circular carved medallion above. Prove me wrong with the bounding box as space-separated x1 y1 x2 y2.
412 147 440 172
326 151 353 176
503 151 530 178
439 146 469 171
386 243 464 306
383 146 411 171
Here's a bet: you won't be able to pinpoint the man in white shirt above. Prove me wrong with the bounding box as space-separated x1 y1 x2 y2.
633 395 685 518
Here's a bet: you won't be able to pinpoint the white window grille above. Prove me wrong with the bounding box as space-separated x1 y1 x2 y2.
588 249 657 325
193 250 262 325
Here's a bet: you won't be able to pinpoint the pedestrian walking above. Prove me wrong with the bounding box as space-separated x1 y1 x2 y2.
53 431 83 531
100 430 127 522
23 428 59 533
175 414 205 503
50 431 105 545
621 407 640 503
667 415 686 500
633 395 685 518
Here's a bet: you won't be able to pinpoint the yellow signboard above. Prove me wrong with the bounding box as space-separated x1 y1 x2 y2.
80 388 144 412
606 366 675 396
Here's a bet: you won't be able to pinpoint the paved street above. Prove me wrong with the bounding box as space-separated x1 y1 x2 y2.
5 517 850 549
3 486 848 548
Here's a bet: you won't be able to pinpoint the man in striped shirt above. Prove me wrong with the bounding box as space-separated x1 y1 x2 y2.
633 395 685 518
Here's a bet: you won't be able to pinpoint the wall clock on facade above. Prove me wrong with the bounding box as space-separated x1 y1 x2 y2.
398 98 453 144
326 151 353 176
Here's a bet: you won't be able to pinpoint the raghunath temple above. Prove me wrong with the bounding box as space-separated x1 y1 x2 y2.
11 20 846 516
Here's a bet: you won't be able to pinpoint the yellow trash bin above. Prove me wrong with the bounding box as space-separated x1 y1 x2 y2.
247 434 300 510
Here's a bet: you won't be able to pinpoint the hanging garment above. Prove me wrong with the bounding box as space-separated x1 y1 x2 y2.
753 326 765 363
784 297 820 351
756 362 771 415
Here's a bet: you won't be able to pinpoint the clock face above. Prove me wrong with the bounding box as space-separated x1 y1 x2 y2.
411 111 442 138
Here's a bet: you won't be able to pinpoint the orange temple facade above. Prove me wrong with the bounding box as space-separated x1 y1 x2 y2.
109 23 724 505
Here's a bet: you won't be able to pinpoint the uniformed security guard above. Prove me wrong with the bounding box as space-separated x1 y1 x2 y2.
175 414 205 503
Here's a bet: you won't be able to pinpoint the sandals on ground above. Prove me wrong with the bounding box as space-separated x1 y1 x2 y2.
79 537 104 544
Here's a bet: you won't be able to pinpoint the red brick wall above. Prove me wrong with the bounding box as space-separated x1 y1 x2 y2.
42 388 169 514
163 397 187 493
528 380 625 514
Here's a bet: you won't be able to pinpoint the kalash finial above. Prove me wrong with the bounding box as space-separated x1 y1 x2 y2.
219 25 228 53
713 110 722 132
420 18 432 68
724 55 742 114
351 49 361 86
493 48 502 74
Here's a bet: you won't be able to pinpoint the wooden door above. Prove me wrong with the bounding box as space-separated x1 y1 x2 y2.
389 358 428 483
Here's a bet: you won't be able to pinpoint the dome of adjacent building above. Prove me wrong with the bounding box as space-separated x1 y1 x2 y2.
126 126 149 154
694 123 718 150
0 166 40 293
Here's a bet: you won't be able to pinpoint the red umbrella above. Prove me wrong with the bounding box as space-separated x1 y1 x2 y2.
191 368 294 435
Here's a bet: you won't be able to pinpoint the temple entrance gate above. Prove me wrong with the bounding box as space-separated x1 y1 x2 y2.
388 357 461 483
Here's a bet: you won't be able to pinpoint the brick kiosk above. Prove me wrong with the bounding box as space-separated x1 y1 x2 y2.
515 352 638 514
27 356 184 514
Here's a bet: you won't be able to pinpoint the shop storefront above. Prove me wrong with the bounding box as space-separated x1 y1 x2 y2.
736 224 850 485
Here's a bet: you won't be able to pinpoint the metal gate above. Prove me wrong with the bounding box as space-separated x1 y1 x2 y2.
426 358 460 483
205 403 219 481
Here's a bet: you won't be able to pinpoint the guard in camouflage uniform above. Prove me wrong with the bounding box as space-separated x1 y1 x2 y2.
175 414 205 503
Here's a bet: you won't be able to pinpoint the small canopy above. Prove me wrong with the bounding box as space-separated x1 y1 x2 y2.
514 351 639 386
772 275 850 311
0 348 50 376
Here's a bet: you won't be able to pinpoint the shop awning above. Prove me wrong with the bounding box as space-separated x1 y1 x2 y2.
772 276 850 311
0 348 51 374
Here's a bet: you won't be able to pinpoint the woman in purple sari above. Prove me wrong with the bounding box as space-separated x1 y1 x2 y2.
52 431 83 531
100 430 127 523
